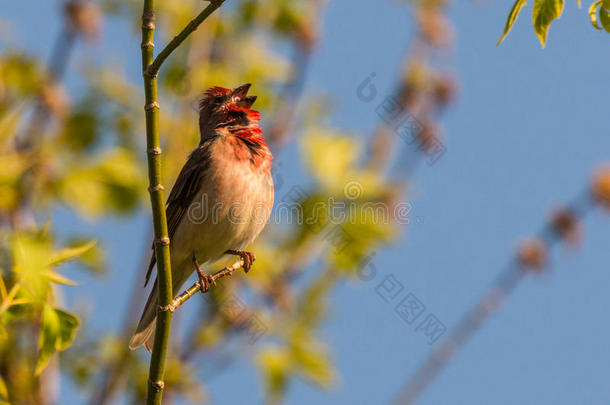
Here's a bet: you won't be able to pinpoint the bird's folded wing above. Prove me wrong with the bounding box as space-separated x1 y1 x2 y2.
144 142 214 286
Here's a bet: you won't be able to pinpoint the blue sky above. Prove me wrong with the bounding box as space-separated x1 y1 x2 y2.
2 0 610 404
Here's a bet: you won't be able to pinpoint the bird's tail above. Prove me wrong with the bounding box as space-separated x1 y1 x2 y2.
129 280 158 352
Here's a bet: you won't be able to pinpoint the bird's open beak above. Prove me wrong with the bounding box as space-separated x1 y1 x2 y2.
232 83 251 99
237 95 257 109
232 83 257 108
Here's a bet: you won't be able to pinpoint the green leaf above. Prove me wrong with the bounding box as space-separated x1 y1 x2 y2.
0 275 6 302
589 0 603 29
497 0 528 46
599 2 610 31
36 304 60 374
41 270 77 286
0 299 35 326
532 0 565 47
12 233 88 298
64 237 107 276
54 308 79 350
48 240 96 267
0 53 43 96
60 110 100 152
291 339 335 388
0 106 25 147
301 129 361 192
59 149 145 218
11 233 52 300
35 306 80 374
0 375 7 400
257 346 290 397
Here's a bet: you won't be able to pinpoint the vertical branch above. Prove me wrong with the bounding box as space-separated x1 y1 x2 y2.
140 1 173 404
139 1 225 403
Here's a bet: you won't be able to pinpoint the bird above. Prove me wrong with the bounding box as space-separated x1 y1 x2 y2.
129 84 274 351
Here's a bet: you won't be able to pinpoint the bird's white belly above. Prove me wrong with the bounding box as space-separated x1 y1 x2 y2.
171 157 273 272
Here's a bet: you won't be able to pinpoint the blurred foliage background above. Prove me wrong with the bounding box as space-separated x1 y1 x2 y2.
0 0 607 404
0 0 455 403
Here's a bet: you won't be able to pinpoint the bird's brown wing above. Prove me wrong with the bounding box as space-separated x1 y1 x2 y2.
144 142 214 286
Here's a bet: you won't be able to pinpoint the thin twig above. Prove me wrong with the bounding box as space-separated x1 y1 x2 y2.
163 259 245 313
144 0 226 79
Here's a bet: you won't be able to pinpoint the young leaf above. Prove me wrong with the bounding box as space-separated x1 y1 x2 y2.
532 0 565 47
291 339 335 388
256 346 290 396
497 0 528 46
12 233 53 300
59 149 145 218
599 2 610 31
35 306 80 374
0 275 6 302
65 237 107 275
589 0 603 29
0 375 7 400
41 270 78 286
0 106 24 147
54 308 79 350
302 129 361 192
36 304 60 375
48 240 96 267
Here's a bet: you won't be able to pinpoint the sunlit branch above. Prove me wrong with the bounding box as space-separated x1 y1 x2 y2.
140 1 226 403
162 259 245 313
144 0 225 79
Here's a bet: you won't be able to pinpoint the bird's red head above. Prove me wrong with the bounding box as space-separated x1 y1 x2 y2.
198 84 259 139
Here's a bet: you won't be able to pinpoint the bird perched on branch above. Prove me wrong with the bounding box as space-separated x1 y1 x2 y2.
130 84 274 351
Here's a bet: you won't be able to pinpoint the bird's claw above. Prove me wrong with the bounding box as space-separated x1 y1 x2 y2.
225 249 256 273
198 273 216 293
192 252 215 293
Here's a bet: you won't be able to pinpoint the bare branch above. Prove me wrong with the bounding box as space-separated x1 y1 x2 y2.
162 259 246 313
144 0 226 78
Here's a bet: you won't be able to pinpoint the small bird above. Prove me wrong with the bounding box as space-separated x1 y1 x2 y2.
129 84 274 351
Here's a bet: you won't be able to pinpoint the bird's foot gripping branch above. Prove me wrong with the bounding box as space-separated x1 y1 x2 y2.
160 255 250 313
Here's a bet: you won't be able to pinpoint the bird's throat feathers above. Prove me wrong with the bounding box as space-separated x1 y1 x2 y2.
227 124 271 170
203 107 271 170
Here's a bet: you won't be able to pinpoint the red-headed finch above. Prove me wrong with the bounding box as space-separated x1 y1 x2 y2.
130 84 274 351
